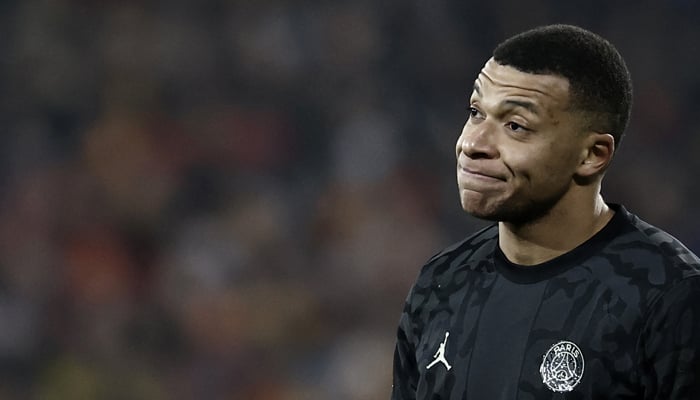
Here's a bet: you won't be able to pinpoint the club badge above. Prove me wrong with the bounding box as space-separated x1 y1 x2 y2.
539 340 584 392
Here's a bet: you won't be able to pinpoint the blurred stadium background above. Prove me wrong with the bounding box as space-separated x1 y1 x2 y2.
1 0 699 398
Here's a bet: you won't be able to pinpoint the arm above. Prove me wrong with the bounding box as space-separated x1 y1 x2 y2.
391 306 418 400
638 276 700 399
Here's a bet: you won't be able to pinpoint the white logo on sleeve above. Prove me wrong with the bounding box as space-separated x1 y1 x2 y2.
426 331 452 371
540 340 585 392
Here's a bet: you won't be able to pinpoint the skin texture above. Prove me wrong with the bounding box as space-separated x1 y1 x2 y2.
456 58 615 265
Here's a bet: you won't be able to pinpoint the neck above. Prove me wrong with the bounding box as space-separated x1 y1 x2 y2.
498 193 613 266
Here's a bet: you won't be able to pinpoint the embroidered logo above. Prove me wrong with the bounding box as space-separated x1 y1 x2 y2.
540 340 585 392
426 331 452 371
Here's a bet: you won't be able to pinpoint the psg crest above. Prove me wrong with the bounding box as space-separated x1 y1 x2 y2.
539 340 585 392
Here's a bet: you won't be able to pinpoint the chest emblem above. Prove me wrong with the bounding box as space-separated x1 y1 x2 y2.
539 340 584 392
426 331 452 371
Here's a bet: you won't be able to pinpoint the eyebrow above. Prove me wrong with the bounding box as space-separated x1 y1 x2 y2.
503 99 540 115
471 82 540 116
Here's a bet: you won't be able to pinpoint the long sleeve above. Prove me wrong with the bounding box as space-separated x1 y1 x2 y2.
638 276 700 399
391 304 418 400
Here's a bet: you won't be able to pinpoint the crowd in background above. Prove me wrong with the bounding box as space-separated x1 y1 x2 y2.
0 0 699 398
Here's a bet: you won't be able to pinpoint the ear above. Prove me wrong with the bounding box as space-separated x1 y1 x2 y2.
576 132 615 178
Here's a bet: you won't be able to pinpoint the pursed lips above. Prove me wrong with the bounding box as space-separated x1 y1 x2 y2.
457 164 507 182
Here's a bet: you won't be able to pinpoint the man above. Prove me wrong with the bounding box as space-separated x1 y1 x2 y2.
392 24 700 399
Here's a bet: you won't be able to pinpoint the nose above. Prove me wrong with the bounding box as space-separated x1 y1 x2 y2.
456 120 498 160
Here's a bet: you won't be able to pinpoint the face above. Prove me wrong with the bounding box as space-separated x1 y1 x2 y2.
456 58 588 224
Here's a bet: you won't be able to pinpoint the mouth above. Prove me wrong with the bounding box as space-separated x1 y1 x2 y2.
457 165 506 182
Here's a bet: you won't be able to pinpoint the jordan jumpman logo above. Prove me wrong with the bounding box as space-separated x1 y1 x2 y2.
426 331 452 370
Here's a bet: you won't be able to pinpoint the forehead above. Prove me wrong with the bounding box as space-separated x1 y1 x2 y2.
473 58 570 110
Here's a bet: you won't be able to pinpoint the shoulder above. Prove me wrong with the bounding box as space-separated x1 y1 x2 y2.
400 223 498 331
609 205 700 282
417 223 498 282
596 205 700 313
404 223 498 305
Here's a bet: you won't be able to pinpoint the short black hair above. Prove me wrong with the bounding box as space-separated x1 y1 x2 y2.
493 24 632 148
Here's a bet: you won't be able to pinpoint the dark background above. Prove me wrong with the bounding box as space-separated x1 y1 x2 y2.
1 1 699 398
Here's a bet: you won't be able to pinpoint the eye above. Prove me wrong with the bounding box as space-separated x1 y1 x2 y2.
506 121 528 132
468 107 482 119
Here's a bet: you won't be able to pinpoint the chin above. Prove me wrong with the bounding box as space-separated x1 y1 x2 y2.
459 196 503 221
462 206 505 222
460 195 557 225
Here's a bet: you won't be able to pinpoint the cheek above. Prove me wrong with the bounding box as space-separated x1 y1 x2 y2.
547 142 582 172
506 144 575 184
